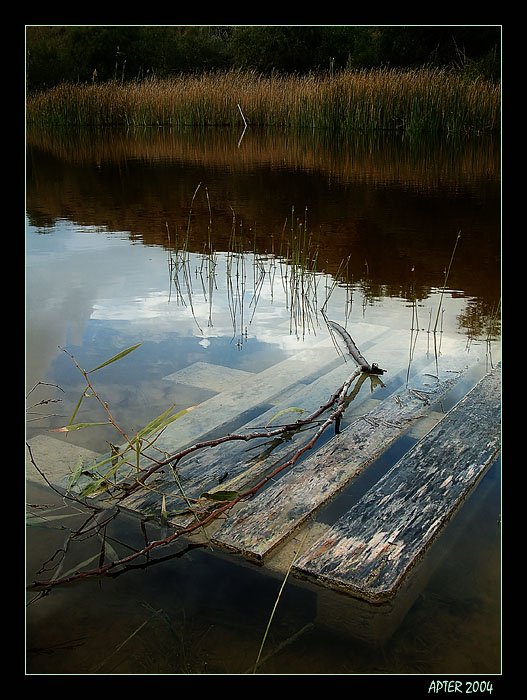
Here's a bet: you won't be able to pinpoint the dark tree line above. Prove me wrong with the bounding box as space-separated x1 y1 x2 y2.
26 25 501 92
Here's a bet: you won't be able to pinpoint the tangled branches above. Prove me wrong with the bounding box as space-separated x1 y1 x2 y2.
27 320 386 590
27 365 365 590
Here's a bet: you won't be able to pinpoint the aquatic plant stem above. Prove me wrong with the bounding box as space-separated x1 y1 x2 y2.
433 231 461 333
56 346 133 448
253 526 310 673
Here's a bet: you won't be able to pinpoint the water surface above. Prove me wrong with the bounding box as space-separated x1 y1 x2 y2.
26 126 501 675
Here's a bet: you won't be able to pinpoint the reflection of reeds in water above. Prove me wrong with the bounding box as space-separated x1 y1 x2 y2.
277 207 353 340
166 184 206 333
461 296 501 368
168 202 353 345
281 206 321 339
226 214 247 346
405 283 445 385
485 298 501 368
406 233 464 384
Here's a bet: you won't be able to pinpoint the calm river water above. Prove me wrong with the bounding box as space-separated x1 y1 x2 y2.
26 126 501 677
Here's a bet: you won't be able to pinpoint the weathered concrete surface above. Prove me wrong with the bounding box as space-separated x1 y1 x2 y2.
212 358 472 560
292 363 501 601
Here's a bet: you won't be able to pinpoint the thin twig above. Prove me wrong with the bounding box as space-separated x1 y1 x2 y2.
59 346 133 448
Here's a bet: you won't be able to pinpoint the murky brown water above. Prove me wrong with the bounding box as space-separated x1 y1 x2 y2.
26 126 501 677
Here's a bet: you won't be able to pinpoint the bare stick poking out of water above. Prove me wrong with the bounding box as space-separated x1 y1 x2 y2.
237 103 248 128
322 311 386 375
237 104 248 147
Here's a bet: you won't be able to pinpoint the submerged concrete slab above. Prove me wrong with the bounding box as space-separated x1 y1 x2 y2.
292 363 501 602
163 361 255 393
212 358 472 561
26 434 101 487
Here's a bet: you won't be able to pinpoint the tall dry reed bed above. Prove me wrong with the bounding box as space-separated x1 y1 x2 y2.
26 68 500 133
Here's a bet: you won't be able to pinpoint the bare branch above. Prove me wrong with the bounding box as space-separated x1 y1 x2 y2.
26 366 362 590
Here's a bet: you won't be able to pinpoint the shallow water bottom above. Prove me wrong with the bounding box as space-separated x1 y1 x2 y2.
26 452 500 676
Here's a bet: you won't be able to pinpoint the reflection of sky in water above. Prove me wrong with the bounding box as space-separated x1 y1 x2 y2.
26 218 486 401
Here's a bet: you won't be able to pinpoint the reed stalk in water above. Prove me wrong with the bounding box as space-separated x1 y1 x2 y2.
433 231 461 333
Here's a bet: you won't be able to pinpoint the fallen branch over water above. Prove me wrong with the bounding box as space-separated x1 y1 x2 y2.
323 312 386 375
121 365 360 499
